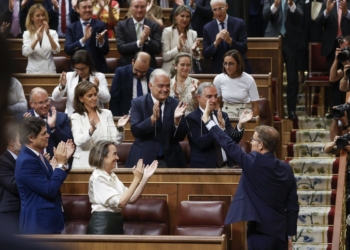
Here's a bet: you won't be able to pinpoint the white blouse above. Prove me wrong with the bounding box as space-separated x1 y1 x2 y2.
88 168 128 213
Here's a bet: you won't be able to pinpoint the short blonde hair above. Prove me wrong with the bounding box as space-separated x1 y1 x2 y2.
25 4 49 37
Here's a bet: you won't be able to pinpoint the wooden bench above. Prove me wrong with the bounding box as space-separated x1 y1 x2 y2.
20 235 227 250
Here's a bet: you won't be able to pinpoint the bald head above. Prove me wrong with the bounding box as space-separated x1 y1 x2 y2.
29 87 50 117
132 52 151 79
134 52 151 65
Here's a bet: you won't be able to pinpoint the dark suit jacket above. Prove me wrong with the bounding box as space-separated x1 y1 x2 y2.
170 0 213 37
0 0 33 36
14 109 73 158
316 0 350 57
202 15 252 74
43 0 79 32
126 94 187 168
116 18 162 69
263 0 304 51
109 64 154 116
0 150 20 234
186 108 243 168
64 19 109 73
209 125 299 242
15 146 67 234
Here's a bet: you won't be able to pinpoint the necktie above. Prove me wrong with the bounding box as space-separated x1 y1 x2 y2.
209 113 224 167
136 22 142 40
10 0 20 37
61 0 66 34
157 102 163 157
337 0 342 38
280 0 286 36
137 78 143 97
39 153 49 171
220 22 227 51
83 21 89 34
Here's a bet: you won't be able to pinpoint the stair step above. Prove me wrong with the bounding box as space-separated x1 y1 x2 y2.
293 243 331 250
298 206 334 226
284 105 319 117
294 226 333 244
290 130 330 143
287 143 335 158
286 158 339 175
297 190 336 206
295 117 333 130
283 93 320 106
295 175 337 190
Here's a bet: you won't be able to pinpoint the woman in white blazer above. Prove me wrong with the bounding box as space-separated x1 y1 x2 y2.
71 81 129 169
22 4 60 73
161 5 201 73
52 50 111 117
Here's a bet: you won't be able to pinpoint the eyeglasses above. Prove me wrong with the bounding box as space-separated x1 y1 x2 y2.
223 62 235 68
31 99 51 106
133 67 148 77
212 7 225 12
74 66 87 72
250 137 260 143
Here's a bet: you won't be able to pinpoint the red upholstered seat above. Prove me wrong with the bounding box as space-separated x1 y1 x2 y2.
106 58 118 73
54 56 71 73
122 198 169 235
175 201 227 236
49 97 67 113
61 195 92 234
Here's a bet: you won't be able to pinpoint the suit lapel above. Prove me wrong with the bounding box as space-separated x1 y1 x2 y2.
126 65 134 102
128 18 138 42
162 98 173 133
197 108 209 135
76 21 84 41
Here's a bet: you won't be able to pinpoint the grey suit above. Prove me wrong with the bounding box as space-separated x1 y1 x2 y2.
263 0 304 115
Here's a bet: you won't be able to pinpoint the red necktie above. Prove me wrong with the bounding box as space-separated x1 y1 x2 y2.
337 1 342 38
61 0 66 34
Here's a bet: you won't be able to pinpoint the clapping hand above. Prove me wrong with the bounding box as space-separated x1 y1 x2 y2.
274 0 281 8
23 112 32 118
59 72 67 88
44 152 51 161
93 76 100 86
117 115 130 127
340 0 348 16
143 160 158 180
140 25 150 45
133 159 144 182
53 141 68 164
178 33 186 50
51 0 59 10
0 22 10 33
287 0 293 6
238 109 253 128
50 156 57 169
83 24 92 42
174 0 184 5
190 79 198 95
43 21 50 35
96 29 107 45
146 0 153 12
89 117 97 135
36 25 45 42
172 82 180 98
174 101 187 120
151 101 161 124
65 139 75 159
217 108 225 129
325 0 336 15
47 106 57 129
201 99 211 124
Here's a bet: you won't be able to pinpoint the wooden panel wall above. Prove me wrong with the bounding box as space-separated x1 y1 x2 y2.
61 168 245 250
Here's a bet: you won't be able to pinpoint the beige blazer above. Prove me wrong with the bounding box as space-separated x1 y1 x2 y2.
161 27 197 73
22 29 60 73
71 109 124 168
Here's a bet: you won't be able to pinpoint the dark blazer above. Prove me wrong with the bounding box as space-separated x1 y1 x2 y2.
15 146 67 234
43 0 79 32
186 108 243 168
0 0 33 36
263 0 304 51
64 18 109 73
208 125 299 242
316 0 350 57
109 64 154 116
0 150 20 233
116 18 162 69
14 109 73 158
202 15 252 74
126 94 187 168
170 0 213 37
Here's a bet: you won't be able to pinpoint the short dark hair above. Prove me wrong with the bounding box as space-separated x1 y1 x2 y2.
5 122 19 144
77 0 91 7
19 117 46 145
89 140 116 169
222 49 245 76
71 50 96 75
73 81 101 115
255 125 280 153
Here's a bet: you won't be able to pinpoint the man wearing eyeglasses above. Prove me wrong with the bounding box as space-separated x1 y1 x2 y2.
15 87 73 159
110 52 154 116
201 103 299 250
186 82 248 168
202 0 252 74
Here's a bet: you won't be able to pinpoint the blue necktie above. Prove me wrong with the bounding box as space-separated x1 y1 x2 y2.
158 102 163 156
220 22 227 51
137 78 143 97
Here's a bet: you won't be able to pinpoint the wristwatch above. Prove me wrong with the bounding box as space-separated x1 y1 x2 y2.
56 163 68 171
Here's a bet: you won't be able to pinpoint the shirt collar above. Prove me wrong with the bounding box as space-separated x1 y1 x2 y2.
95 168 117 181
150 94 165 105
216 14 228 26
7 149 17 160
25 146 40 156
133 18 145 25
80 18 92 25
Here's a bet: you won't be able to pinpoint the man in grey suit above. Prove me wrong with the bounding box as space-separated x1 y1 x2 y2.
116 0 161 69
263 0 304 120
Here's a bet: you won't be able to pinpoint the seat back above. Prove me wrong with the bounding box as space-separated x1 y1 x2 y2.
122 198 169 235
106 58 118 73
54 56 71 73
49 97 67 113
257 98 272 126
61 195 92 234
175 201 226 236
308 43 328 77
180 141 191 167
156 57 163 68
116 142 133 168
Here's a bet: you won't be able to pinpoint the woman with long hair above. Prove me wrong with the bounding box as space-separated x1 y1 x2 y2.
214 49 259 118
52 50 110 117
70 81 128 168
161 5 200 73
22 4 60 73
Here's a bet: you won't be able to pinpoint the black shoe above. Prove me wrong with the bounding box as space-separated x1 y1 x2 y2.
325 113 334 119
288 111 298 120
